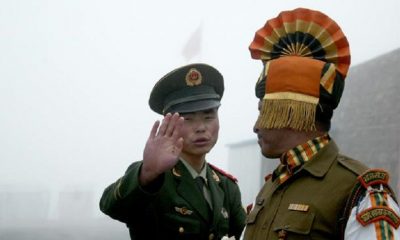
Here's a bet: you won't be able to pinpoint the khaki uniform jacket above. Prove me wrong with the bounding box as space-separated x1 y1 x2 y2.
243 141 368 240
100 160 246 240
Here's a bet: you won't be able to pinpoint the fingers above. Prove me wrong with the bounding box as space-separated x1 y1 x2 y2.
158 113 181 137
157 113 172 136
148 120 160 139
165 113 182 137
171 116 184 139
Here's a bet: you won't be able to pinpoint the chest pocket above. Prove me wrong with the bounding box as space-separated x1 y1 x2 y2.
273 209 315 237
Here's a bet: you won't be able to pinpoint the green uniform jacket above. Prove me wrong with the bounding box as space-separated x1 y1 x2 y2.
243 141 368 240
100 160 246 240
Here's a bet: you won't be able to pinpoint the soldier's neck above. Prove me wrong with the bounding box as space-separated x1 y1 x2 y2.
180 153 206 173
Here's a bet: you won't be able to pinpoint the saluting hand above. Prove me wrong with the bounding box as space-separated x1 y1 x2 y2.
140 113 184 186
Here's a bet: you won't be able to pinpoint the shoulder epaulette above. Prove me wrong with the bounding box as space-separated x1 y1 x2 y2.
337 155 368 176
209 163 238 183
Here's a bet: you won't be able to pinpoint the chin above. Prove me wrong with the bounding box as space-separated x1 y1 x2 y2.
261 149 281 159
189 147 212 156
198 147 212 155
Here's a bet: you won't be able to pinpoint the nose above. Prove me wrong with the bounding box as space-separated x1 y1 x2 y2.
253 122 259 134
195 120 206 133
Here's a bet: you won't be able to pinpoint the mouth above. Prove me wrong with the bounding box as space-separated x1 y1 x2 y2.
193 137 209 146
256 135 262 145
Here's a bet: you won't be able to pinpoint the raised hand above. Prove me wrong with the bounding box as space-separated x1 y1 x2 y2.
140 113 184 186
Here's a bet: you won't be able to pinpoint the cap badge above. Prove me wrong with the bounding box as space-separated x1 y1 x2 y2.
185 68 202 86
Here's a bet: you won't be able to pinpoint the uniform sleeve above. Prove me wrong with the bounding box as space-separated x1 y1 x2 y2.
227 181 247 239
344 187 400 239
99 161 163 223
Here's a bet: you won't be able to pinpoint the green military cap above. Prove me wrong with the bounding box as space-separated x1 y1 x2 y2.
149 63 224 115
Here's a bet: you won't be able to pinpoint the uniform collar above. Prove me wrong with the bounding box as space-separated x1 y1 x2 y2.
180 159 208 184
302 140 339 178
273 134 330 183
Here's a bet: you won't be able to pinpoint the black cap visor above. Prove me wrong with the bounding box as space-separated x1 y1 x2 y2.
165 99 221 114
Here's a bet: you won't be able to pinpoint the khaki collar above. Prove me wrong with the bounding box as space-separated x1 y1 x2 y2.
301 140 339 178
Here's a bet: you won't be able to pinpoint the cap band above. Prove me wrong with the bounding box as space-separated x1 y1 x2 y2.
163 93 220 114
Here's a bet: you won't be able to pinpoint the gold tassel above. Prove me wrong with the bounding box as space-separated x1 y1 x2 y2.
256 99 317 131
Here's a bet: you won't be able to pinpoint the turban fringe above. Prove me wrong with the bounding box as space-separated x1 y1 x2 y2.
256 95 318 131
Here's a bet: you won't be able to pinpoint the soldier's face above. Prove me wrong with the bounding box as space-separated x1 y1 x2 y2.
254 127 296 159
254 101 295 158
179 108 219 158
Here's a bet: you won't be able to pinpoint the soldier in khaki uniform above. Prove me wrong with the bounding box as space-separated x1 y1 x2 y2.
243 8 400 240
100 63 246 240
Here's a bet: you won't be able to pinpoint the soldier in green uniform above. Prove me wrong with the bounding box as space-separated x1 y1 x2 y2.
100 63 246 240
243 8 400 240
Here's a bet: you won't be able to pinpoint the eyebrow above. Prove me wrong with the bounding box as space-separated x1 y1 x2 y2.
203 108 217 114
180 108 217 115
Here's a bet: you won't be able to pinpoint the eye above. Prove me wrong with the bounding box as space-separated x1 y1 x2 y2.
204 113 217 120
181 114 194 121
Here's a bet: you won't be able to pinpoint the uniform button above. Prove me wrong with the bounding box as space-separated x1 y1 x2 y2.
278 229 287 240
178 227 184 233
208 233 215 240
